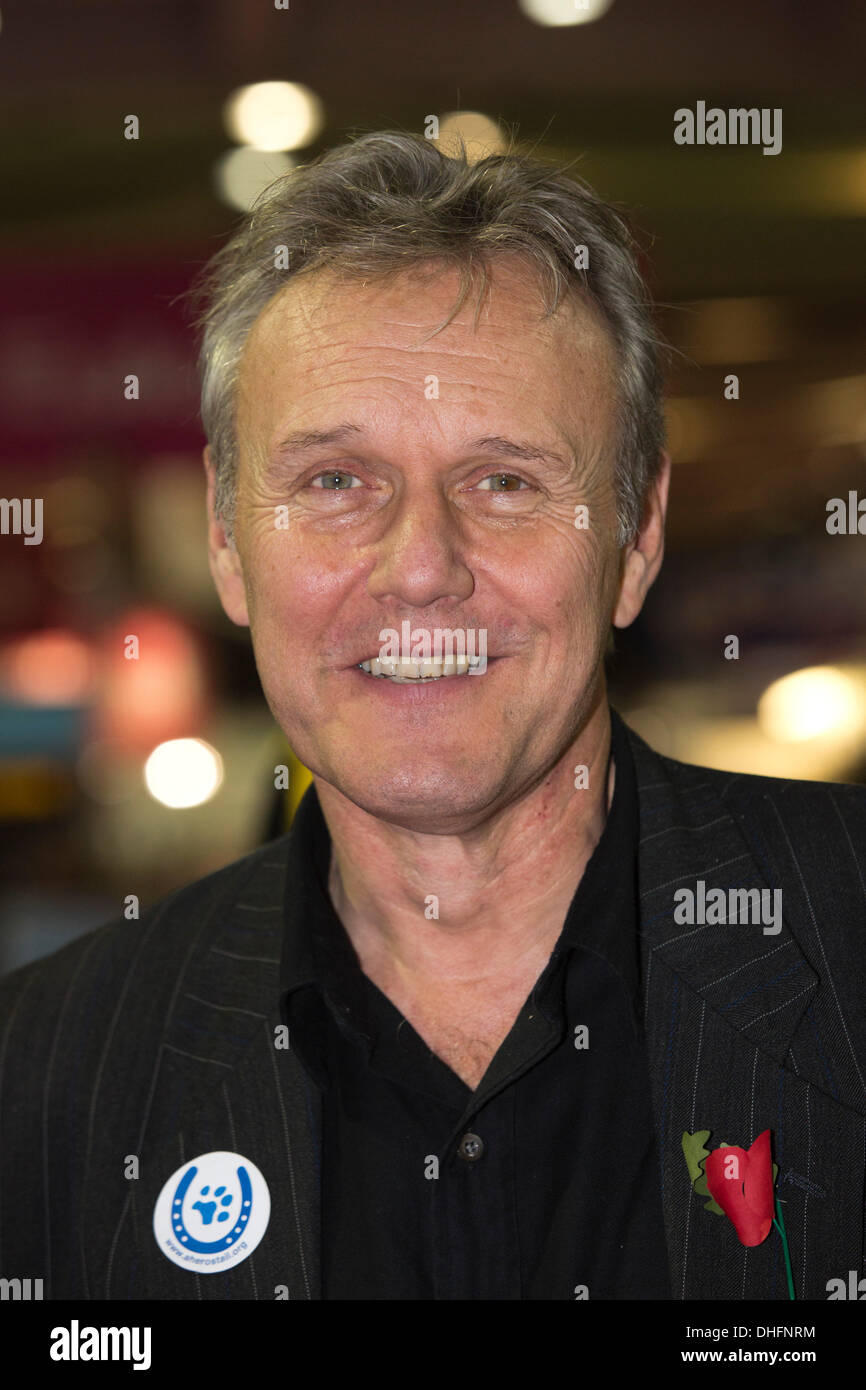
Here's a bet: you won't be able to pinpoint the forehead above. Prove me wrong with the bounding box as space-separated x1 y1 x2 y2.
236 255 617 444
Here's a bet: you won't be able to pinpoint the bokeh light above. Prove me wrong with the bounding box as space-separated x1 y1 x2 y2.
96 608 208 751
214 147 295 211
144 738 223 809
758 666 865 743
517 0 613 27
2 630 95 706
435 112 507 161
223 81 324 151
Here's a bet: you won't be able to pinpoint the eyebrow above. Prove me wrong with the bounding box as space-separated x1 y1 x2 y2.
273 424 364 455
273 424 570 468
468 435 571 468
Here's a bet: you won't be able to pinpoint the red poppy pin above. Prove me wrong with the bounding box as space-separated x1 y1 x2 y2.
681 1128 795 1299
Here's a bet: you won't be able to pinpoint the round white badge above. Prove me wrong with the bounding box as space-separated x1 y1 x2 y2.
153 1150 271 1273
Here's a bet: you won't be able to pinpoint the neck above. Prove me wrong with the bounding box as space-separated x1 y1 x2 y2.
315 702 615 994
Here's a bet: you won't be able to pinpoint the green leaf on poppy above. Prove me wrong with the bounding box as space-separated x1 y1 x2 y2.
681 1130 712 1185
695 1158 725 1216
697 1139 733 1214
681 1131 727 1215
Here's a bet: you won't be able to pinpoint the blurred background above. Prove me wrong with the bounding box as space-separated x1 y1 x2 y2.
1 0 865 974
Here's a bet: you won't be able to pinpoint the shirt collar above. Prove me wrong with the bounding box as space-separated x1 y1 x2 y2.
279 777 333 1000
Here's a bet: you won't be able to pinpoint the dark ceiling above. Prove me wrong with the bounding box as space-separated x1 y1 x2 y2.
2 0 865 288
2 0 865 558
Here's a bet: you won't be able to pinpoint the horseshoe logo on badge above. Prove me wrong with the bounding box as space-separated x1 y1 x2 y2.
153 1150 270 1272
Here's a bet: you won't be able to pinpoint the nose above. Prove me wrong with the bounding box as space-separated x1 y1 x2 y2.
365 485 475 609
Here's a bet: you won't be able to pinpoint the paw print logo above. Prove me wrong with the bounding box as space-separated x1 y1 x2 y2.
165 1158 255 1255
155 1152 270 1269
192 1183 234 1227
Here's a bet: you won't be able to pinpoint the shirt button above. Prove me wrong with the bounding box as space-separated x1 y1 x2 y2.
457 1132 484 1162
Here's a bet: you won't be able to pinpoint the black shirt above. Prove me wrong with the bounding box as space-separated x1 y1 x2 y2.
280 707 671 1299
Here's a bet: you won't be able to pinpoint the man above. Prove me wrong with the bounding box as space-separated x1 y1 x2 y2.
1 132 864 1301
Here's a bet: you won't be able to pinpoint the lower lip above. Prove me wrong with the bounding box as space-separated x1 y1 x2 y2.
346 660 498 703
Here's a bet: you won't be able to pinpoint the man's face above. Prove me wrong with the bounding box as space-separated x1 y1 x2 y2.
209 256 654 832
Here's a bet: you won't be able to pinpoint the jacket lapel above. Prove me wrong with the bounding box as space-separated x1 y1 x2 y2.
627 722 865 1300
101 851 322 1300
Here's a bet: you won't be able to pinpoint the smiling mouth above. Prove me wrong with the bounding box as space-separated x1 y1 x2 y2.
357 655 483 682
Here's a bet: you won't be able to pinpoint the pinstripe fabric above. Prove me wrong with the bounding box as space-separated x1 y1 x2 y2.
0 714 863 1299
631 730 866 1299
0 843 320 1300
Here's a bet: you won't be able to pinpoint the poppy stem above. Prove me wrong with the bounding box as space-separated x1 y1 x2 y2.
773 1198 795 1300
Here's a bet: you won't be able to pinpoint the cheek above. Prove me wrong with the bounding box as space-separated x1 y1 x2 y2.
242 534 349 663
549 552 620 663
523 528 612 619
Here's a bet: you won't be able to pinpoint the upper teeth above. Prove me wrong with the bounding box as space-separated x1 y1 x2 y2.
359 655 480 680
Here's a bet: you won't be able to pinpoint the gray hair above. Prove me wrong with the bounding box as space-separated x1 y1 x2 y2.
191 129 669 546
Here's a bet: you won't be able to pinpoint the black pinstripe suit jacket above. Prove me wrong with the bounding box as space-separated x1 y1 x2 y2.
1 716 865 1300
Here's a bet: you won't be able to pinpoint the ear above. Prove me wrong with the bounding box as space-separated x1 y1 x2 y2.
204 446 250 628
612 450 671 629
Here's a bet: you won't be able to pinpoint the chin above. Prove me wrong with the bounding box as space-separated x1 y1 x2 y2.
326 761 501 831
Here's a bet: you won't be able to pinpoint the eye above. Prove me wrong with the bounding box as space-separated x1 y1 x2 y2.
476 472 529 492
308 471 362 491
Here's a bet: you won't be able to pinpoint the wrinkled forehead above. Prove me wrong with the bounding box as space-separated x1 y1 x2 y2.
244 252 615 363
236 255 619 450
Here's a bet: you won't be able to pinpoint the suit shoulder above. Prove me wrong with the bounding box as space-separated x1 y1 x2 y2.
0 834 290 1027
672 755 866 818
625 720 866 816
